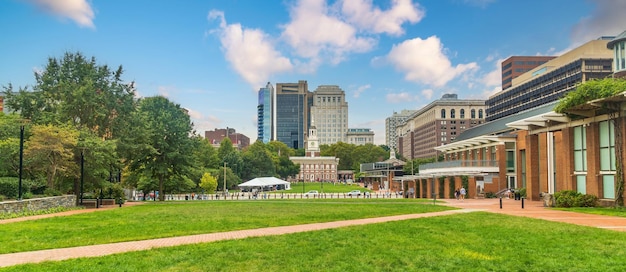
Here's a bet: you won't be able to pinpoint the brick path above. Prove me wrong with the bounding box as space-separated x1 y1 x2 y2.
1 198 626 268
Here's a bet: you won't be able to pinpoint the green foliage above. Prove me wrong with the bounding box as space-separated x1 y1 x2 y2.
0 206 83 220
199 172 218 193
555 78 626 114
554 190 597 207
44 188 62 197
518 187 527 198
0 177 19 198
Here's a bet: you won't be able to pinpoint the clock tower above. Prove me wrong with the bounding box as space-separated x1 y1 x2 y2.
306 118 320 157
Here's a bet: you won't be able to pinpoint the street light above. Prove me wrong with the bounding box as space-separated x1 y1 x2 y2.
223 162 227 197
18 125 24 200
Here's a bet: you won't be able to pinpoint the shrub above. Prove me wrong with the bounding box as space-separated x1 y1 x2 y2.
44 188 62 197
485 192 497 198
0 177 19 198
518 188 527 198
554 190 597 208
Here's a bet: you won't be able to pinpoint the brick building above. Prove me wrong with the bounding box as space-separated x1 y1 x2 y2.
204 128 250 150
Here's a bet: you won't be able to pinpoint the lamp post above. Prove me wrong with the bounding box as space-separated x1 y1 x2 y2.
80 150 84 204
223 162 227 197
18 125 24 200
320 162 324 194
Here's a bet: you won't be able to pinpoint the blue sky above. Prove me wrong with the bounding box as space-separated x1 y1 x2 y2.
1 0 625 145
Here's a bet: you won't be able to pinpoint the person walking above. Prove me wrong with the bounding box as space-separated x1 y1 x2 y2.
459 187 466 201
454 188 460 200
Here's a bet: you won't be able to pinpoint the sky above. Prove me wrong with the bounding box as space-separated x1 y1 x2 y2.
1 0 626 145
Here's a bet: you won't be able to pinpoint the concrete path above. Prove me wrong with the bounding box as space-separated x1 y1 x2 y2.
2 198 626 268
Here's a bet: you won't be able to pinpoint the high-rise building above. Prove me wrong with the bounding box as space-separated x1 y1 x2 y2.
501 56 555 89
385 110 416 151
487 38 614 121
275 80 310 149
257 82 274 143
310 85 348 145
346 128 375 145
396 94 485 160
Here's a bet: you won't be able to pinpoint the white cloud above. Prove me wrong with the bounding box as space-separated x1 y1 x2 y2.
570 0 626 45
421 89 433 100
281 0 375 66
27 0 95 28
340 0 424 36
386 36 479 87
481 57 504 87
386 92 418 103
186 109 222 137
157 85 174 98
353 84 371 98
209 10 293 89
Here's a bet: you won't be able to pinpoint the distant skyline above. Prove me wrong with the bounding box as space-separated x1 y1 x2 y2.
1 0 625 145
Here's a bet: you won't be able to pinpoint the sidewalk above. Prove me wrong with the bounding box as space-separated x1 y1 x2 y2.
2 198 626 268
440 197 626 231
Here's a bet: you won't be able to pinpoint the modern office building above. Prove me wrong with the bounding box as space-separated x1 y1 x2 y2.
257 82 274 143
501 56 556 89
346 128 375 145
310 85 348 145
205 127 250 150
275 80 310 149
396 94 486 160
385 110 416 152
487 39 614 122
414 34 624 203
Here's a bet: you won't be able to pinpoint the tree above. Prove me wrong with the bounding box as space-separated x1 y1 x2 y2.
24 124 79 190
199 172 218 193
555 78 626 206
130 96 194 201
0 113 25 177
241 141 275 180
3 52 137 140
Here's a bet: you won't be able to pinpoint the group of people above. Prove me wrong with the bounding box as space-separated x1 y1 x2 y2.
454 187 466 201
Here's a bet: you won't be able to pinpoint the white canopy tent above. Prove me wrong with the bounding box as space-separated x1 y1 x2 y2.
238 177 291 192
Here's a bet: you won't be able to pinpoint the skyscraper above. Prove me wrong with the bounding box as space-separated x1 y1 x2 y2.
385 109 415 151
275 80 310 149
257 82 274 143
310 85 348 145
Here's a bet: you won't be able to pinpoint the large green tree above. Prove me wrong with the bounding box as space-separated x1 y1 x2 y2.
130 96 194 201
241 140 275 180
3 52 137 140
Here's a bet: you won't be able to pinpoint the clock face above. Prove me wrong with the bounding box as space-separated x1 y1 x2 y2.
309 142 315 147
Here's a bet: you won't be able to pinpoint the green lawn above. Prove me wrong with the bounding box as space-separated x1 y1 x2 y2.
4 212 626 271
556 206 626 217
287 182 371 194
0 200 451 254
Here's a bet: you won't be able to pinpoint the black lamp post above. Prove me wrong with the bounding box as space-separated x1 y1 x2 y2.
18 125 24 200
80 150 84 204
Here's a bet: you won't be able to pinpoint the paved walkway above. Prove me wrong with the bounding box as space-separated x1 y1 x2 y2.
2 198 626 268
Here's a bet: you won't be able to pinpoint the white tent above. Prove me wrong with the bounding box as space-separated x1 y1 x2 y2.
238 177 291 191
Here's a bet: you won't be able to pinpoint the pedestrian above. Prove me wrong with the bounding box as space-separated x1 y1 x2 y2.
460 187 466 201
454 189 460 200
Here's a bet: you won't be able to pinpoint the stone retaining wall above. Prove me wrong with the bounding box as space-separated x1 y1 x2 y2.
0 195 77 214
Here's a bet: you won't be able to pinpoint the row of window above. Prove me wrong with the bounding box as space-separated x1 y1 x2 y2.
441 109 483 119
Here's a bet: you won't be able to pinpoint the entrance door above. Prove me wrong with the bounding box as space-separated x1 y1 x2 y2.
508 176 516 189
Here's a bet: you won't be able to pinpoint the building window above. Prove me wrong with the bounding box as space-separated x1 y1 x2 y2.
599 121 616 198
460 109 465 119
478 109 483 119
573 126 587 172
471 109 476 119
599 121 615 171
441 109 446 119
450 109 456 119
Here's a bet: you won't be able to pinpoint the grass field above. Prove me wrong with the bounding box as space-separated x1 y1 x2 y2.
0 199 450 254
288 182 371 194
3 211 626 271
